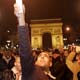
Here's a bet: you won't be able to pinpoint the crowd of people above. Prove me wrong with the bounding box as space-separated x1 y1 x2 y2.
0 45 80 80
0 3 80 80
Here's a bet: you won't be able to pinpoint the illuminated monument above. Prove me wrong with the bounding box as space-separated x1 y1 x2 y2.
30 19 64 49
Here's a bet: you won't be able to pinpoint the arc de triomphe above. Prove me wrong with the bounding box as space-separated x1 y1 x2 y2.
30 19 64 49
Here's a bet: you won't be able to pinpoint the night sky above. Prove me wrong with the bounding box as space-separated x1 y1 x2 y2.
0 0 80 25
0 0 80 42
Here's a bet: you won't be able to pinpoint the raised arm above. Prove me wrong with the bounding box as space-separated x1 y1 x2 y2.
66 50 76 73
14 4 34 80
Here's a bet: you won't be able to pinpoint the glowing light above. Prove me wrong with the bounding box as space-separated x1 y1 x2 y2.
66 27 70 31
16 0 23 13
6 40 11 43
7 30 10 33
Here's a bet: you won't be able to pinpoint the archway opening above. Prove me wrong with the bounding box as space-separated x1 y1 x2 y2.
42 32 52 50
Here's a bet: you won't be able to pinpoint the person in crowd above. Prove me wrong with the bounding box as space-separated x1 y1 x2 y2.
0 53 7 71
66 46 80 80
50 49 65 80
2 68 15 80
0 52 15 80
0 53 7 79
63 50 73 80
64 50 69 59
3 50 15 70
14 3 56 80
12 56 21 80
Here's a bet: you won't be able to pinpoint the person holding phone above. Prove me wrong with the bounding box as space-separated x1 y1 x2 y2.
66 46 80 80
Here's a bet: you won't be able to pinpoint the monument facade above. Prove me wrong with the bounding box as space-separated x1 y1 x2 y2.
30 19 64 49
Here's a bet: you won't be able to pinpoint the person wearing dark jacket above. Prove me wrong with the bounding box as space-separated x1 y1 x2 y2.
0 53 7 79
14 3 56 80
50 49 65 80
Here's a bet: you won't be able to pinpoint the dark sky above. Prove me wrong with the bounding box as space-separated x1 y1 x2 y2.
0 0 80 35
0 0 80 45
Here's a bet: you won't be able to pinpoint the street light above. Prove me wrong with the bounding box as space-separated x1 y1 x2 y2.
7 30 10 33
66 27 70 32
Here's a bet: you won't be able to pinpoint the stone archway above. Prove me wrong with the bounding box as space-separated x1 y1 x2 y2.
30 19 64 49
42 32 52 49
